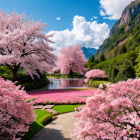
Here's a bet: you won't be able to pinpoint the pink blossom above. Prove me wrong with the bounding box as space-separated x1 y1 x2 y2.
71 78 140 139
28 89 97 104
0 10 57 81
85 69 107 79
55 43 87 75
0 77 35 140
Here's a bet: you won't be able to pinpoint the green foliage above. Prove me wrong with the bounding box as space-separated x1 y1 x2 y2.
99 53 106 61
67 100 71 104
22 110 51 140
52 105 82 114
0 66 13 80
87 55 95 63
21 78 49 91
26 98 37 103
39 114 52 125
90 51 138 82
134 50 140 77
86 79 112 88
95 11 140 60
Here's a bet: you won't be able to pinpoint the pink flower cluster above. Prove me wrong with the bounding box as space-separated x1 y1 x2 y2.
0 77 35 140
28 89 97 104
84 69 107 83
71 78 140 140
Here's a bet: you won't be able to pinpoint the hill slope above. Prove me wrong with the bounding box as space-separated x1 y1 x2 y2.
95 0 140 59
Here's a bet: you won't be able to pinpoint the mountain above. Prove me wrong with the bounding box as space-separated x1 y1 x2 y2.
81 47 97 59
94 0 140 59
87 0 140 83
109 0 140 37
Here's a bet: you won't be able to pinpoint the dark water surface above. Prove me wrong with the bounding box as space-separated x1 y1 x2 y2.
29 77 88 92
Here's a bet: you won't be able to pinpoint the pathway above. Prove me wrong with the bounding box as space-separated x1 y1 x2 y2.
30 112 78 140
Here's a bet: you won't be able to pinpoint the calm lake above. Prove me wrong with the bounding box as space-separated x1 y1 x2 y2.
29 77 88 91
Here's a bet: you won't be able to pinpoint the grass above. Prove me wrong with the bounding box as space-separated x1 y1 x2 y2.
21 104 85 140
52 104 83 114
46 75 53 78
21 110 51 140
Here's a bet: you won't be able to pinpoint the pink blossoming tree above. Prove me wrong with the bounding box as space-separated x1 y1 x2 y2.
55 43 87 77
84 69 108 83
71 78 140 140
0 10 57 81
0 76 35 140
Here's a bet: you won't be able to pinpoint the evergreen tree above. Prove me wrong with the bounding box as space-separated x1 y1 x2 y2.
115 59 135 82
99 53 105 62
87 55 95 63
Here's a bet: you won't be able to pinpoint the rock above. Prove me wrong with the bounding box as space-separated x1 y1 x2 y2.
52 116 58 120
109 0 140 37
32 105 44 110
45 109 59 115
42 105 54 110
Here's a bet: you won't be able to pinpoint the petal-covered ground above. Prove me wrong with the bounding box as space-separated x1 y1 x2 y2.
28 89 97 104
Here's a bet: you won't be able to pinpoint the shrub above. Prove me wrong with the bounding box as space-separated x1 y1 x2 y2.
21 78 49 91
39 114 52 125
86 80 112 88
0 77 35 140
67 100 71 104
71 78 140 139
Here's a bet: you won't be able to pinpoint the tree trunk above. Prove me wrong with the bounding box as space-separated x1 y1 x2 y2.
69 69 73 78
11 65 20 82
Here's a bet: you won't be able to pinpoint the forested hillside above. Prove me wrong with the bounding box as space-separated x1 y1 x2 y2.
86 0 140 82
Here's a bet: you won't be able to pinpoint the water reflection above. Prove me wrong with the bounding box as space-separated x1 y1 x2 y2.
49 77 87 89
29 77 87 92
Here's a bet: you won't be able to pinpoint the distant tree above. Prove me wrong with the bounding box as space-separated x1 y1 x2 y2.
0 10 57 81
87 55 95 63
84 69 107 83
56 43 87 78
117 44 127 55
84 63 88 68
115 59 135 82
99 53 105 61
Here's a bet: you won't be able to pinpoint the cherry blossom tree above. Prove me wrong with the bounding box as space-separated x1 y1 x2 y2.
0 76 35 140
84 69 108 83
55 43 87 77
71 78 140 140
0 10 57 81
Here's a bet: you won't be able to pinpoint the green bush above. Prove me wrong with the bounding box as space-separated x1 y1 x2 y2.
26 98 37 103
39 114 52 125
86 80 112 88
21 78 49 91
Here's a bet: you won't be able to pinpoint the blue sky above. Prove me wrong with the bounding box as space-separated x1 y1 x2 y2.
0 0 115 31
0 0 134 54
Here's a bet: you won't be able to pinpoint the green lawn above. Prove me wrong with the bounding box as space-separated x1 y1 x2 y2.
21 110 52 140
52 104 83 114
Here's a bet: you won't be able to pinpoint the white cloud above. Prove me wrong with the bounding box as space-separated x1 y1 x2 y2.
100 9 106 16
93 16 98 19
47 15 109 55
103 17 108 19
91 18 93 20
56 17 61 20
99 0 134 20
